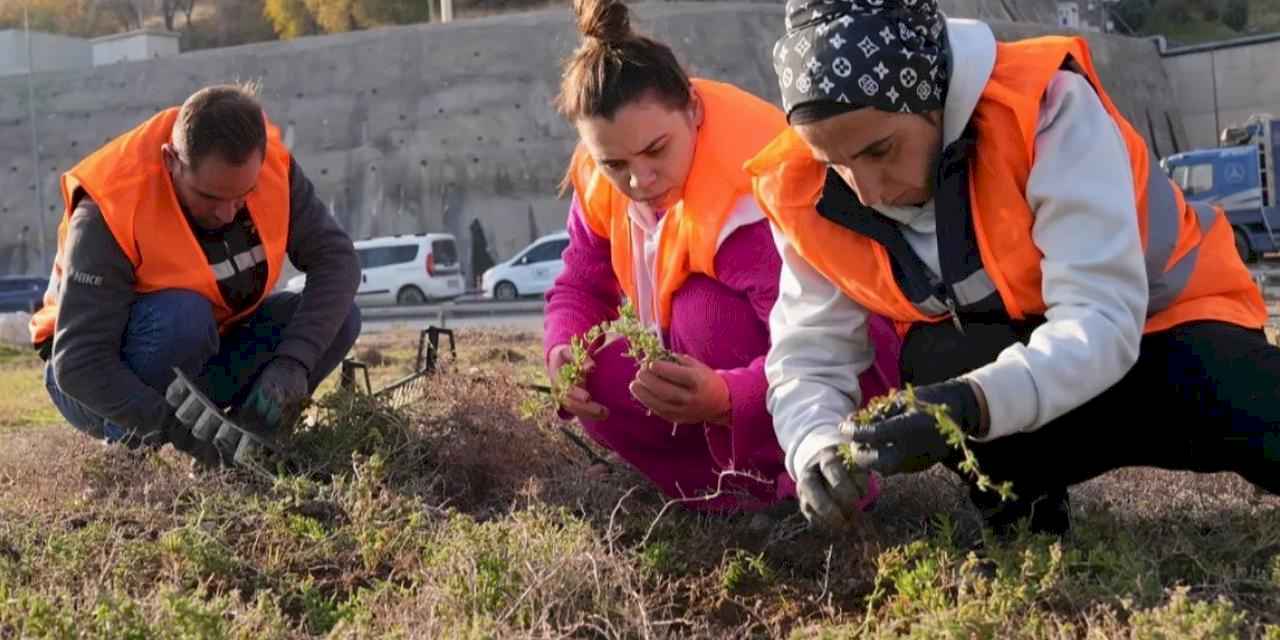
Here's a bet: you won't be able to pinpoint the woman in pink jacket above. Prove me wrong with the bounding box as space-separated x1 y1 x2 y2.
543 0 901 516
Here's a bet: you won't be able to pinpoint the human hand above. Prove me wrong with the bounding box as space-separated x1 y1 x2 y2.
843 380 984 476
629 353 731 425
548 343 608 421
796 445 879 531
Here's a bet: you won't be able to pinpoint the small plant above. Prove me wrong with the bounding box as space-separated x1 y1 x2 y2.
548 327 604 410
1127 586 1247 639
840 385 1016 502
720 549 773 595
639 541 679 576
539 300 676 415
599 300 675 369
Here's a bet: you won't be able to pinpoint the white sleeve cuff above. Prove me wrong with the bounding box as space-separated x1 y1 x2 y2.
789 424 847 479
962 350 1040 442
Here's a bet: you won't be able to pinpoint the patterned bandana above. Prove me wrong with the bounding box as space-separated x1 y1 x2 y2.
773 0 951 118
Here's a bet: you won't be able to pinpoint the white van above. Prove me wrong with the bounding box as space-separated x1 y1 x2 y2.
286 233 464 306
481 231 570 300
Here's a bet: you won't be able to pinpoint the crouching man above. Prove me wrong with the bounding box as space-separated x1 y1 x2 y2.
29 83 361 463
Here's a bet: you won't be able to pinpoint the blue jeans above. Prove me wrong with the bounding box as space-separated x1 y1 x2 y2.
45 290 361 442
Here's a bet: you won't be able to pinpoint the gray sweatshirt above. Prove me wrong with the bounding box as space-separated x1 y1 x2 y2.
47 157 360 433
765 18 1149 480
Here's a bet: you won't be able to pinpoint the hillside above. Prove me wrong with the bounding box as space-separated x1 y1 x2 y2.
1134 0 1280 46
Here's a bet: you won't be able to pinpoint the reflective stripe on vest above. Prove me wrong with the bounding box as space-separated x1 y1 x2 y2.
896 169 1216 323
1141 148 1220 314
29 108 293 346
210 244 268 281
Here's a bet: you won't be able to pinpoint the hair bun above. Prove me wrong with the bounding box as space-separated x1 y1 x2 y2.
574 0 632 44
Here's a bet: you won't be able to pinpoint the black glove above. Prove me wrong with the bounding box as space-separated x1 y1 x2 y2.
844 380 984 476
796 445 872 532
238 356 310 436
162 410 223 468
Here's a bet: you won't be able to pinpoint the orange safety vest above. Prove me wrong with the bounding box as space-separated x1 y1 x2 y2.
30 108 292 346
745 35 1266 337
567 78 788 328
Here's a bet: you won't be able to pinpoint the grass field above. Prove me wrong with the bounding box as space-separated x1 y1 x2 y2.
1 330 1279 638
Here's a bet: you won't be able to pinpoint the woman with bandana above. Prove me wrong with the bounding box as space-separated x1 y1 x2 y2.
543 0 903 513
748 0 1280 535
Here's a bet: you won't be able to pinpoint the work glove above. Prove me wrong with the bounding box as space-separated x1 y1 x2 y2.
796 445 879 532
239 356 310 435
629 354 731 425
210 357 308 462
161 410 223 468
843 380 984 477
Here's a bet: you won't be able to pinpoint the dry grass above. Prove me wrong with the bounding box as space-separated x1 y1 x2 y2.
1 330 1279 638
0 344 61 428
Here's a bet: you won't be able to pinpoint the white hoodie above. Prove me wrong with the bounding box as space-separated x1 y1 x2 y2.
765 18 1149 480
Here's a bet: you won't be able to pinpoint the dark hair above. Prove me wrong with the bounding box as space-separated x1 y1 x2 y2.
788 100 860 125
554 0 692 121
171 82 267 171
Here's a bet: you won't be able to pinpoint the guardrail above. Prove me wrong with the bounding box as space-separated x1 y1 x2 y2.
357 300 544 322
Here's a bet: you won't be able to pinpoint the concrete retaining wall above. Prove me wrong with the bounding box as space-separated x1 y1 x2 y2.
0 1 1176 284
1161 35 1280 150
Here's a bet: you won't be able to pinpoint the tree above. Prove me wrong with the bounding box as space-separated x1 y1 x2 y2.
179 0 275 49
1109 0 1153 35
1191 0 1219 22
1222 0 1249 32
264 0 432 38
305 0 358 33
356 0 430 25
1162 0 1193 25
93 0 144 31
0 0 98 36
158 0 197 31
264 0 320 38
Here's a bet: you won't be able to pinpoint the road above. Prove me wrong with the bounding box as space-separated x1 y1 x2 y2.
362 313 544 334
354 262 1280 336
356 298 545 335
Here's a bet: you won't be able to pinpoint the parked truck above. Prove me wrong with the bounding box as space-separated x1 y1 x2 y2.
1160 114 1279 263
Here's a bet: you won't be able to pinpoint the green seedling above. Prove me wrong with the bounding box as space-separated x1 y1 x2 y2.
599 300 676 369
532 300 677 418
840 385 1016 502
548 326 605 410
552 300 675 404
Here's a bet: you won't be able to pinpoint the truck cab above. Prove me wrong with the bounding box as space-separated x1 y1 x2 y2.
1161 115 1278 262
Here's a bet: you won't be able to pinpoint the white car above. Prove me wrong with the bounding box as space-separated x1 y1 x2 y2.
481 231 570 300
286 233 465 306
